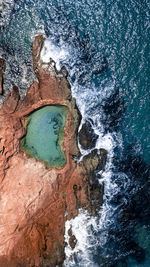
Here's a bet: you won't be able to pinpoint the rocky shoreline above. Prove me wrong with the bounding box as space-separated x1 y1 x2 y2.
0 35 105 267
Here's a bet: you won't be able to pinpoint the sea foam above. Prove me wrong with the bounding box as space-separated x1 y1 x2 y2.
40 37 121 266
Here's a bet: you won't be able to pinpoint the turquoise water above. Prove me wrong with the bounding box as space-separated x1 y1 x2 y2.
22 106 67 167
0 0 149 266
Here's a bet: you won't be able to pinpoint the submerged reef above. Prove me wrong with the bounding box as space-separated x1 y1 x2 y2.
0 35 105 267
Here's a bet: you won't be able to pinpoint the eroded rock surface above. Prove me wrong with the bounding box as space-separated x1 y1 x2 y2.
78 120 99 150
0 35 104 267
0 58 6 95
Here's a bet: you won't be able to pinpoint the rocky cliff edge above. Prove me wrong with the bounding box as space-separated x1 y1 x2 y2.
0 35 104 267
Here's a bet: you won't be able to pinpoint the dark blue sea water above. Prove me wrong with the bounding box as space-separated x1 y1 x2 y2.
0 0 150 266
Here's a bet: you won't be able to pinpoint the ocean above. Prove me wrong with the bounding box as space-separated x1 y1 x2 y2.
0 0 149 266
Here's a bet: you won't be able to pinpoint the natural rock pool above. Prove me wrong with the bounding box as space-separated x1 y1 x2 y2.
21 105 67 168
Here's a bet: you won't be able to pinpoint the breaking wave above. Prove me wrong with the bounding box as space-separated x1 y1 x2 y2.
40 37 122 266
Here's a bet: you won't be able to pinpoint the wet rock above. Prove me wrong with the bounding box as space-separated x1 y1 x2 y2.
90 179 104 215
0 58 6 94
78 120 98 150
58 66 68 77
68 227 77 250
99 148 107 170
83 150 104 214
82 149 99 173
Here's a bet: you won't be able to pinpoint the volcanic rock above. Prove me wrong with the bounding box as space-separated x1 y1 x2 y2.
0 58 6 94
0 35 104 267
78 120 99 150
99 148 107 171
68 226 77 250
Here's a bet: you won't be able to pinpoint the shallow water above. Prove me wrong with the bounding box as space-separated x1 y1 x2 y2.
21 105 67 167
0 0 149 266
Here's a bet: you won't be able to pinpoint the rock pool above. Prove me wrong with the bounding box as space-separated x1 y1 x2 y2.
21 105 67 168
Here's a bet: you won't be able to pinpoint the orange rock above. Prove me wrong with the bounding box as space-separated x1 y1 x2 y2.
2 85 20 114
0 35 103 266
23 81 40 106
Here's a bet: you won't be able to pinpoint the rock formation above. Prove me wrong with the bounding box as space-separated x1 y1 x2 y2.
0 35 104 267
78 120 99 150
0 58 6 94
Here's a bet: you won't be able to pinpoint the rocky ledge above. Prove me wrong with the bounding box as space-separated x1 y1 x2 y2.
0 35 105 267
0 58 6 95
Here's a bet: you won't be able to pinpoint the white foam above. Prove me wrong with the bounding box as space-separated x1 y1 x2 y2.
0 0 14 28
64 209 99 267
39 37 122 265
40 39 69 71
64 122 118 264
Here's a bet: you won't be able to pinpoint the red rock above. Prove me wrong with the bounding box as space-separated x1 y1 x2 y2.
2 85 20 113
23 80 40 106
32 34 45 73
0 35 103 266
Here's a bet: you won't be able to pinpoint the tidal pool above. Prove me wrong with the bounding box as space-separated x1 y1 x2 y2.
21 105 67 168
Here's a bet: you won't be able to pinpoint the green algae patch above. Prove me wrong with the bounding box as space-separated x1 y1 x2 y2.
21 105 68 168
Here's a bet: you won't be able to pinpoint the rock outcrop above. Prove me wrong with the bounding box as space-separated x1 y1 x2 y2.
0 35 104 267
78 120 99 150
0 58 6 94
